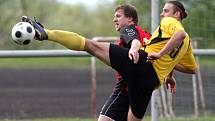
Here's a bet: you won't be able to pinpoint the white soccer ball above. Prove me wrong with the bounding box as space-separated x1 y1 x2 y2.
11 22 35 45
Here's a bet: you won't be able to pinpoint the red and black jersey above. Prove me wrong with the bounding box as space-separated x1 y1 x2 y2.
117 24 151 48
114 24 151 92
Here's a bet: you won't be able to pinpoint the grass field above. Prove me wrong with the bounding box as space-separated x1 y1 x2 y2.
0 57 91 69
0 56 214 68
0 56 214 69
2 115 215 121
0 57 111 69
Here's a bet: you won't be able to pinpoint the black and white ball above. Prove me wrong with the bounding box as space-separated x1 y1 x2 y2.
11 22 35 45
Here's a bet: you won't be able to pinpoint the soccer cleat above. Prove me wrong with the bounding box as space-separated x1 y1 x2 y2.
21 16 48 40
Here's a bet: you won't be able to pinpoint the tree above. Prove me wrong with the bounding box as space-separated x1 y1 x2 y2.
0 0 117 50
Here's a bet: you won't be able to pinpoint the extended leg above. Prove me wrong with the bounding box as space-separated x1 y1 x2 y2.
46 29 111 66
85 39 111 66
21 16 111 65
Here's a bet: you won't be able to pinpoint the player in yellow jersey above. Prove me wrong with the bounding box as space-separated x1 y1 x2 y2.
22 1 197 121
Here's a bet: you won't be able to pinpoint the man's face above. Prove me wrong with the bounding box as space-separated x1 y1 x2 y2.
160 3 179 19
113 9 133 32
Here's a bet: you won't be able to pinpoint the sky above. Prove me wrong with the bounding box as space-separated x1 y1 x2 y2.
57 0 114 7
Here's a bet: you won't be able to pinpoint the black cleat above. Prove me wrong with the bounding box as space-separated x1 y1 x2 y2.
21 16 48 40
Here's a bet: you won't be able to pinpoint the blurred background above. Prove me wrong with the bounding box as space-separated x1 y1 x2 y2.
0 0 214 50
0 0 215 120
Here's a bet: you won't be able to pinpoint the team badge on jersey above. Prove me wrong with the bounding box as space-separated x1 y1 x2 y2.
125 28 136 37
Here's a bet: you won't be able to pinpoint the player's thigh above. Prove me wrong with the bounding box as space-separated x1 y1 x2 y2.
128 91 152 120
85 40 111 66
127 108 141 121
109 44 131 74
126 51 160 119
98 115 113 121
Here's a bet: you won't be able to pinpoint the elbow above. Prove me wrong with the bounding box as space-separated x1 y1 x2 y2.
180 31 187 40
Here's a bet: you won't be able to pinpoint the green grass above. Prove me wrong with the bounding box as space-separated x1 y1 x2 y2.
159 115 215 121
0 57 109 69
1 115 215 121
1 118 95 121
198 56 215 66
0 56 214 69
0 57 89 68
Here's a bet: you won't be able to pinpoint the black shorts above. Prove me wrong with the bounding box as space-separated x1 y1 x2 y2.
109 44 160 119
100 90 129 121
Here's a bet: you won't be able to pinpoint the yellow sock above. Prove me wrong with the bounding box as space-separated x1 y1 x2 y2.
45 29 86 51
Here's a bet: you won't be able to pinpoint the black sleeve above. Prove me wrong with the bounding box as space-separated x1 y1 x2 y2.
119 24 139 48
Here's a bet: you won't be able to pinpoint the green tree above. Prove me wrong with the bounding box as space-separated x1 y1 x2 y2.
115 0 215 48
2 0 214 50
0 0 116 50
183 0 215 48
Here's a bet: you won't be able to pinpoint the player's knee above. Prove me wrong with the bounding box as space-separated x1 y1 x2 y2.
85 39 98 52
128 108 143 121
98 115 114 121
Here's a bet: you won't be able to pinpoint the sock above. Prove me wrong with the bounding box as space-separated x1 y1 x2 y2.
45 29 86 51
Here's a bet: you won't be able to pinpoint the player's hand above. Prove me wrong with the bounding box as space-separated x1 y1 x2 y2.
147 52 161 63
165 76 176 93
21 16 48 40
128 48 139 64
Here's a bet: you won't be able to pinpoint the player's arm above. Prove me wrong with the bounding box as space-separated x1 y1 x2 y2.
129 39 141 64
159 30 185 56
120 24 139 48
147 30 186 60
165 71 176 93
119 24 142 63
147 17 186 60
174 44 197 74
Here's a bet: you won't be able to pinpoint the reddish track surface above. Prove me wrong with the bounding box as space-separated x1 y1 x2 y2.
0 68 115 119
0 67 214 119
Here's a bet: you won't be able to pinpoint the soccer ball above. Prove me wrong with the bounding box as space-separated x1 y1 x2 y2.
11 22 35 45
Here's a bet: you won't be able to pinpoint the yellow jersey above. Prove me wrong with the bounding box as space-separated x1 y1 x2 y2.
141 17 197 84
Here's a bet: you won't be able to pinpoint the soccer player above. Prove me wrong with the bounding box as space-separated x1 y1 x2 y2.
22 1 197 121
99 4 152 121
22 4 176 121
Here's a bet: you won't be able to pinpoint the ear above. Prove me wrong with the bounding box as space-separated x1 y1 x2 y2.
174 11 181 19
127 17 133 23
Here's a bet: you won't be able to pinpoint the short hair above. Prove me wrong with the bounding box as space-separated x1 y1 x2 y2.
166 0 188 20
115 4 138 25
